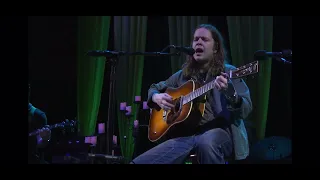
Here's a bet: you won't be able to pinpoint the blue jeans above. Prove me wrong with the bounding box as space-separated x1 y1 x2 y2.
131 128 233 164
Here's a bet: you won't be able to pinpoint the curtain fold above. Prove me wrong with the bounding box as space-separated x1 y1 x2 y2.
77 16 111 136
114 16 148 162
227 16 273 140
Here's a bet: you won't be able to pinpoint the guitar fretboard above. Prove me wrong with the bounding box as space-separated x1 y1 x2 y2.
182 80 215 105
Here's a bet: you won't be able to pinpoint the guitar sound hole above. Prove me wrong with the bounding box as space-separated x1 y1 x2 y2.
173 97 181 113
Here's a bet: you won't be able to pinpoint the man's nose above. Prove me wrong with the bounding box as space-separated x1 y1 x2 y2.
196 39 203 44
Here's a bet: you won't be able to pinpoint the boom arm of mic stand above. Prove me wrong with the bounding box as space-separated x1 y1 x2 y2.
86 50 125 59
159 45 176 53
87 50 181 58
124 51 181 56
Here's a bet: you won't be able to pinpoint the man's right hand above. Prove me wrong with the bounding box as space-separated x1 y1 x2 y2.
152 93 175 111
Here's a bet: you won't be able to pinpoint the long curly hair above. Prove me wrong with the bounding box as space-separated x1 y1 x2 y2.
182 24 229 79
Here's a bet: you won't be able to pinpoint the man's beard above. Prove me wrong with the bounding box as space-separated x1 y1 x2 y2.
193 56 213 73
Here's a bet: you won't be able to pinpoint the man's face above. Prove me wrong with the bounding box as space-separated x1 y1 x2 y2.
192 27 216 63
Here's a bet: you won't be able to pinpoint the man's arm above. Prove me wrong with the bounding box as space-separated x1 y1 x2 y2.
32 108 50 148
147 70 182 109
223 66 253 120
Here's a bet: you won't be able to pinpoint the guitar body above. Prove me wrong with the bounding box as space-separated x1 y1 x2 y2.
148 80 205 142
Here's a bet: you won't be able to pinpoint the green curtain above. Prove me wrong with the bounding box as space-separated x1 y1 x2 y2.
77 16 111 136
114 16 148 162
168 16 208 73
227 16 273 140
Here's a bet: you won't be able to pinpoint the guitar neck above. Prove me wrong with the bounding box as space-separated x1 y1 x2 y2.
28 120 76 137
182 80 215 105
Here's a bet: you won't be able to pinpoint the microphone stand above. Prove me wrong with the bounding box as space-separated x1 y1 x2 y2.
254 49 292 65
106 56 117 156
275 57 292 64
254 55 292 65
86 49 181 155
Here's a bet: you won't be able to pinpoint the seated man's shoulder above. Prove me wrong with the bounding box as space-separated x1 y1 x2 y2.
174 69 183 75
224 63 237 71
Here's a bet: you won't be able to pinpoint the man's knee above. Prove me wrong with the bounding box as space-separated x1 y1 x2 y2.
196 128 232 155
199 128 229 143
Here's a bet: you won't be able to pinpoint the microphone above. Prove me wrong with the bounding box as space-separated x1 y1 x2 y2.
254 49 292 64
86 50 123 58
254 49 292 59
172 46 195 56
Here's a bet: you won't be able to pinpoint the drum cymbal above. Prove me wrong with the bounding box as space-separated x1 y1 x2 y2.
249 136 292 161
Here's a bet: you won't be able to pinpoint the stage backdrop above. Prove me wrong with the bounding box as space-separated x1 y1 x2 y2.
28 16 291 161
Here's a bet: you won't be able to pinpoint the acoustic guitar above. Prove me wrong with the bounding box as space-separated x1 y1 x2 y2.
148 61 259 142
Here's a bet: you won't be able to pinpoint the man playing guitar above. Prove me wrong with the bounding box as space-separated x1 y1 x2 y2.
131 24 253 164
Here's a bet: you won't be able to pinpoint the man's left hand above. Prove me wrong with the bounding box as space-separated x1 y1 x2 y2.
214 72 229 91
39 126 51 141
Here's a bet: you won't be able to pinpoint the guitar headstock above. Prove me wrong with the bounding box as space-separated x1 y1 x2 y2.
230 61 259 79
60 119 78 134
61 119 77 127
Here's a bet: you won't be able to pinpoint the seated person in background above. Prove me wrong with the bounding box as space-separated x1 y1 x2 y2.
28 84 51 164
